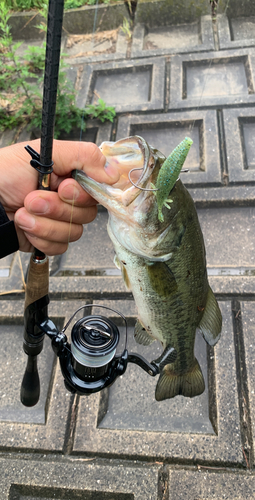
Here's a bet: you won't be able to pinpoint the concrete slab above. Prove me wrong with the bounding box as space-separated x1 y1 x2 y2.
58 119 112 146
0 301 87 451
168 469 255 498
223 107 255 183
77 58 165 113
9 3 128 39
56 210 118 276
0 457 159 500
97 328 214 434
241 301 255 468
131 17 214 58
116 110 222 185
169 49 255 109
135 0 211 27
43 206 255 301
0 324 54 424
218 14 255 50
73 302 243 464
63 3 128 35
63 30 128 64
2 5 255 495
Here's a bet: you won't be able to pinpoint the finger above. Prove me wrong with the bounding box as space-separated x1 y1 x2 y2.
22 234 70 256
50 140 120 188
57 178 97 207
14 207 84 244
23 190 97 223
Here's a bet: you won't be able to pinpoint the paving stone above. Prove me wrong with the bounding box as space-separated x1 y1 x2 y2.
77 58 165 113
45 206 255 300
169 49 255 109
168 469 255 498
58 119 112 145
0 300 88 451
97 328 213 434
0 457 159 499
63 30 128 64
3 5 255 494
0 324 54 424
0 252 27 298
73 302 242 463
131 16 214 58
0 128 32 148
188 185 255 207
9 12 45 40
116 110 222 185
62 3 128 35
0 254 14 278
135 0 211 27
241 301 255 468
91 300 138 327
2 205 255 301
14 39 45 58
218 14 255 50
198 207 255 269
223 107 255 183
57 211 115 275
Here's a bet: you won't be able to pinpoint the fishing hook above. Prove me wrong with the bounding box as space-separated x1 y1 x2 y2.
128 167 190 192
128 168 159 191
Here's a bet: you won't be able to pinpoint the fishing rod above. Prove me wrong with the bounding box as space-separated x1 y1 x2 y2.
20 0 177 407
20 0 65 407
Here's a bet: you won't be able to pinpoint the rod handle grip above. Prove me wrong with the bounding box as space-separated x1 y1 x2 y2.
20 355 40 407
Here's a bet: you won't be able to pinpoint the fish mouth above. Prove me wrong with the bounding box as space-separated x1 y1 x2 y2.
101 136 152 191
73 136 162 211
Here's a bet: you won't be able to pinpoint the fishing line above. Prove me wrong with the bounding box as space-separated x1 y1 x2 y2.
0 251 26 296
188 0 232 136
57 0 101 312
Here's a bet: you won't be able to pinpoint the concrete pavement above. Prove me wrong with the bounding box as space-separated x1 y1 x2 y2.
1 2 255 498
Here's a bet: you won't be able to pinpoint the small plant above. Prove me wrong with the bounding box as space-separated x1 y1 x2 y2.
4 0 116 12
4 0 43 10
120 16 132 40
24 44 46 72
85 98 115 123
0 1 115 138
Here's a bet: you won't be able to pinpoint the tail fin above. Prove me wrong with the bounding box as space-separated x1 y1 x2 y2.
155 358 205 401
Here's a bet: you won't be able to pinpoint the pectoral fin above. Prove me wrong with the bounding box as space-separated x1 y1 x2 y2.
114 255 131 291
134 320 155 346
198 287 222 346
146 262 177 297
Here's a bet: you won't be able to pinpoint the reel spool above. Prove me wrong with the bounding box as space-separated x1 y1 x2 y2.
71 316 119 382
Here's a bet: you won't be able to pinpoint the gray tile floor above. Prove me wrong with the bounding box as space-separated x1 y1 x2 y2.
1 4 255 499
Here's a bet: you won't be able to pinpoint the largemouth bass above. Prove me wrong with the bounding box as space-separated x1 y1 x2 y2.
73 136 222 401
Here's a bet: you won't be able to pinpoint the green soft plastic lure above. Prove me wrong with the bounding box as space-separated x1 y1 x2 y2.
154 137 193 222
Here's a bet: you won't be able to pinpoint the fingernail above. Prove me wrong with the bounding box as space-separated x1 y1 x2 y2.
61 185 80 202
104 160 119 179
16 212 35 230
29 198 49 214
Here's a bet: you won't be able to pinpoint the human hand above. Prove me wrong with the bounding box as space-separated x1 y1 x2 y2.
0 139 119 255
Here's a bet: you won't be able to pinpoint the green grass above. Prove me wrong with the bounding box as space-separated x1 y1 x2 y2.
5 0 117 12
0 0 116 138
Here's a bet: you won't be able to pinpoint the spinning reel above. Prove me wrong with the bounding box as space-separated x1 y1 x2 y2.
21 297 177 407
